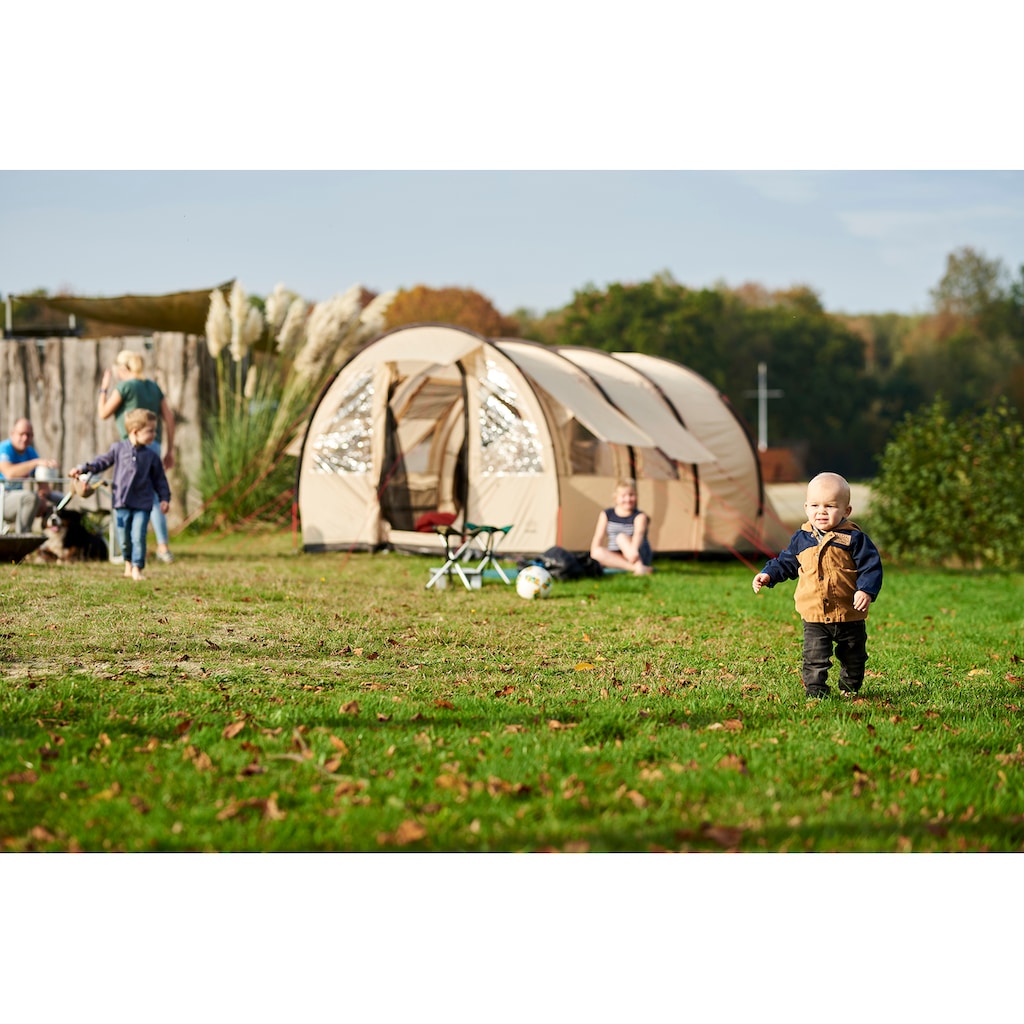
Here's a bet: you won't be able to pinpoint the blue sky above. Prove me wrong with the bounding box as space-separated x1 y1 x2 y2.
2 169 1022 316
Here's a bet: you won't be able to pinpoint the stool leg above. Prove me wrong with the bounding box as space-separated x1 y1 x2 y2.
426 533 475 590
472 528 513 584
450 537 476 588
426 534 460 589
425 562 453 589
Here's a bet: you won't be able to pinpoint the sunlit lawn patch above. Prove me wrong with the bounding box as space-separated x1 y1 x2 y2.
2 529 1022 852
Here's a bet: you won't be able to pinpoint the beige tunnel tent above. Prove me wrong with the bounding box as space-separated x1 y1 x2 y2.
296 324 791 559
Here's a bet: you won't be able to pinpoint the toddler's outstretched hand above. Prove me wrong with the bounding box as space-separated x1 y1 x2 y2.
752 572 770 594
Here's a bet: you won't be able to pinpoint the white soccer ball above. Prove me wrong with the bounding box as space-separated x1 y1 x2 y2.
516 564 554 600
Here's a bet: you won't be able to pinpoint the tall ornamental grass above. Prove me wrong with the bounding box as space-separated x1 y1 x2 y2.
193 283 394 530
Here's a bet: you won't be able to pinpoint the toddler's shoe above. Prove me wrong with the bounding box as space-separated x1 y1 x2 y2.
156 550 175 564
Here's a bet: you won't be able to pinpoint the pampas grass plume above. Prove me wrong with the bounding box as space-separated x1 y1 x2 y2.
264 283 294 336
355 289 396 342
292 284 365 381
276 297 308 355
205 288 231 358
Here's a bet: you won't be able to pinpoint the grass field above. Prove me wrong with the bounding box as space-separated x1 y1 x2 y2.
2 527 1022 853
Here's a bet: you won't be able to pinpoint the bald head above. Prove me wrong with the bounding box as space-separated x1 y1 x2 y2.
806 472 851 508
8 419 34 452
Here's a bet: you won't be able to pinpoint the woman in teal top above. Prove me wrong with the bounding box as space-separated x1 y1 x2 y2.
97 349 177 563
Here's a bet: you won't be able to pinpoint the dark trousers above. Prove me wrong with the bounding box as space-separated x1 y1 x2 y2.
801 620 868 696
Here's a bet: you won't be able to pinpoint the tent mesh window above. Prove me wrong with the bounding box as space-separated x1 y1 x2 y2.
479 362 543 475
311 371 374 474
635 446 680 480
565 419 607 475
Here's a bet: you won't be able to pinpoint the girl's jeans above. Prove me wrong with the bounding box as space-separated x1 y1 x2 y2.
801 620 868 696
116 507 152 569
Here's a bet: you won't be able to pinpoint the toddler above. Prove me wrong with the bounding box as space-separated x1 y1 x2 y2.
752 472 882 698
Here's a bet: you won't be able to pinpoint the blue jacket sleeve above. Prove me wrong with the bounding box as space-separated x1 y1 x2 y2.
81 444 119 476
851 531 883 598
760 531 803 586
151 460 171 505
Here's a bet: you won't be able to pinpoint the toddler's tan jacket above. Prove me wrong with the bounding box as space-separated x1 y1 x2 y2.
759 519 884 624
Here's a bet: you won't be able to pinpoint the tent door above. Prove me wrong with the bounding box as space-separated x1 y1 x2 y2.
377 364 468 533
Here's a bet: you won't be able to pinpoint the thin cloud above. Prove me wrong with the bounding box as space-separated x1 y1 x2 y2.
838 204 1024 240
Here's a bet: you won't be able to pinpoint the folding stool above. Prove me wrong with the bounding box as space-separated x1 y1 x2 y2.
424 525 477 590
464 523 514 584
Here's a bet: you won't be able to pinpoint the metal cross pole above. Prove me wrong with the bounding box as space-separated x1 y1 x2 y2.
744 361 784 451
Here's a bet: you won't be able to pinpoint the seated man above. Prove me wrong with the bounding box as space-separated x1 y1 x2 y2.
0 418 59 533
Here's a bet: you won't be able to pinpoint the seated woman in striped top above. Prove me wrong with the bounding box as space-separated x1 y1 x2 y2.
589 479 653 576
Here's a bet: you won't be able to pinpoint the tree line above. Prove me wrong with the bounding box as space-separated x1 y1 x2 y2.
363 247 1023 479
507 247 1024 479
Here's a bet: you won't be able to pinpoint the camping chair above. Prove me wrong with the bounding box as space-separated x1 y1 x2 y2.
424 525 479 590
464 523 514 584
0 480 39 536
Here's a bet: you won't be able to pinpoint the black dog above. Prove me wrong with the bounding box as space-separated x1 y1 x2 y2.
32 509 109 563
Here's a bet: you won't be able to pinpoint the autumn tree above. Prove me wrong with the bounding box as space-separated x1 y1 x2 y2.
383 286 519 337
929 245 1009 323
890 246 1024 417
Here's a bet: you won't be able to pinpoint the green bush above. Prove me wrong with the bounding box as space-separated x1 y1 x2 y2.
871 398 1024 568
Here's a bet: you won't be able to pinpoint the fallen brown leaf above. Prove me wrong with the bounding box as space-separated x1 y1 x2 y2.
222 720 245 740
333 779 367 798
379 820 427 846
700 823 744 849
183 746 214 771
216 794 285 821
328 735 350 755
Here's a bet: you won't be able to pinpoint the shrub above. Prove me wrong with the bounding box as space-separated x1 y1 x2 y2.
870 397 1023 568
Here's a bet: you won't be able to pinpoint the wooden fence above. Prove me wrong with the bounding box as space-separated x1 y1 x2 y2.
0 333 213 526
